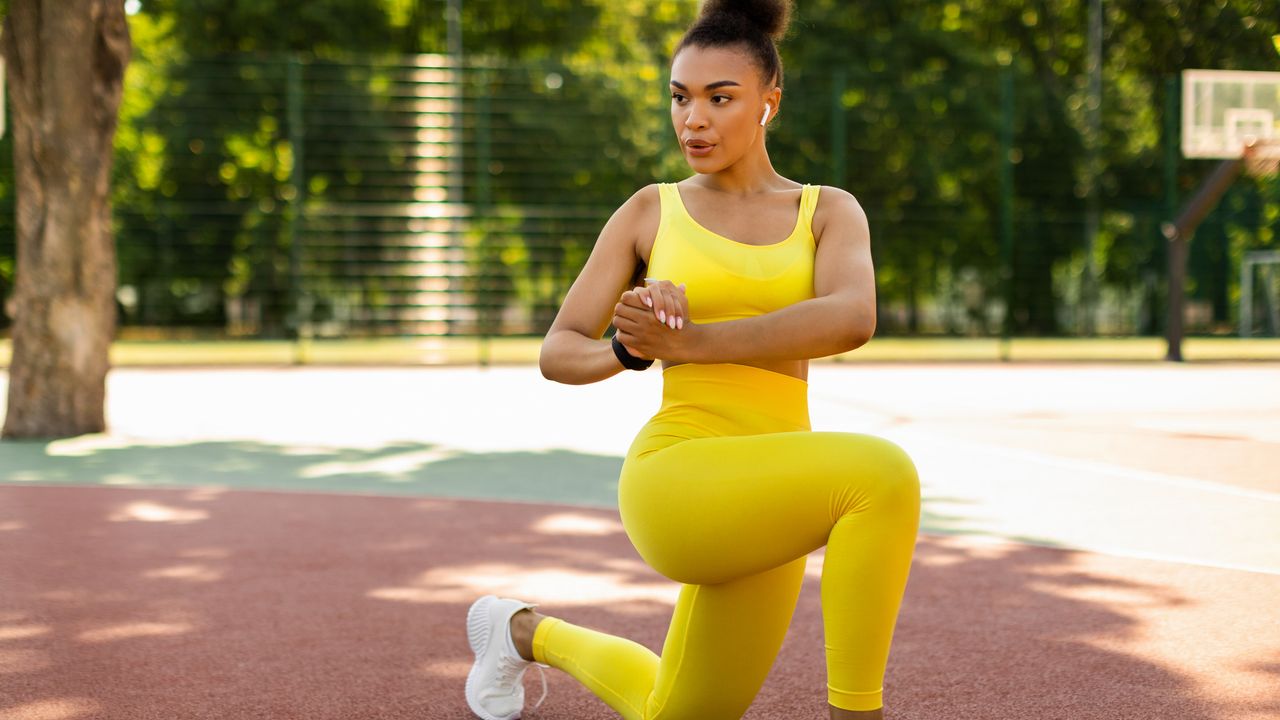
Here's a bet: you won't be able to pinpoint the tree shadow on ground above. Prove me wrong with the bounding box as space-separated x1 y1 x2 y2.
1 483 1276 720
0 438 1065 550
0 438 623 506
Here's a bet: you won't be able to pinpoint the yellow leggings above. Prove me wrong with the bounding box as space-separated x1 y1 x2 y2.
532 364 920 718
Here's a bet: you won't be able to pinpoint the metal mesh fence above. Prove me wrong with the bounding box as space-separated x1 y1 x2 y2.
104 53 677 340
1 52 1278 341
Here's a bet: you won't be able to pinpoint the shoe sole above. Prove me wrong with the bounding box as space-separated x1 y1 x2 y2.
465 595 516 720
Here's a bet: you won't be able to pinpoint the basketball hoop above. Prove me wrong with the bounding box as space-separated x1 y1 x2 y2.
1243 139 1280 178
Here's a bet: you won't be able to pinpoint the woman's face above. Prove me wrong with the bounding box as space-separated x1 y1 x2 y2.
670 45 778 174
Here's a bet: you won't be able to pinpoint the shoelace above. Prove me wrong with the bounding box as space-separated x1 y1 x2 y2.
529 664 548 712
496 654 549 713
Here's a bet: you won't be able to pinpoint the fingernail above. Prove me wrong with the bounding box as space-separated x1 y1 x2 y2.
645 296 652 307
677 317 684 330
659 310 666 323
668 317 676 329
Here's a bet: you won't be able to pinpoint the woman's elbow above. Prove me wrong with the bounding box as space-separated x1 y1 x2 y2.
538 346 563 382
842 314 876 352
823 293 875 354
539 336 594 384
538 337 558 381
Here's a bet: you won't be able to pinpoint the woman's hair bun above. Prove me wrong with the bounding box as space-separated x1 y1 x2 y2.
698 0 792 41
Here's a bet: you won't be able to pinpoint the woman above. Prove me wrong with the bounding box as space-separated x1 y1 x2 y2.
464 1 920 718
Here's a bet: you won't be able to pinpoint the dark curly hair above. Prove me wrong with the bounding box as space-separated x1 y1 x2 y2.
673 0 793 88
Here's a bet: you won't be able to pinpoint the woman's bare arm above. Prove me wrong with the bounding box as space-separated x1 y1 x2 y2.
539 185 661 385
614 187 875 365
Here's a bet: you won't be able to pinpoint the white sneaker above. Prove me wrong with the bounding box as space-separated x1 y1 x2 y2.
465 595 549 720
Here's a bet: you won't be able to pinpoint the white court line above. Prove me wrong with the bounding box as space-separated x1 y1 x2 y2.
910 432 1280 503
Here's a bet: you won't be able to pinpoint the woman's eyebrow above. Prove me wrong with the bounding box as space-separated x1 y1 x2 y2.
669 80 742 91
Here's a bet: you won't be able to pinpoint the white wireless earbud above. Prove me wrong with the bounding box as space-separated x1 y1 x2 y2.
760 103 771 127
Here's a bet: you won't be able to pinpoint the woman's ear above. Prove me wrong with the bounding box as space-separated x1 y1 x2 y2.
766 87 782 123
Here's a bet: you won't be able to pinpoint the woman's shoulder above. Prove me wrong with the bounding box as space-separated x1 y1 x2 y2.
617 183 664 212
605 184 663 225
809 183 856 201
811 185 864 214
810 185 869 242
601 185 664 257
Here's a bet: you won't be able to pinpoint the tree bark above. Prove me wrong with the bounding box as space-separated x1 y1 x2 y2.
1 0 130 438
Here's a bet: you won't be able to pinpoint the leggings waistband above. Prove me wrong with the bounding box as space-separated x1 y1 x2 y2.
655 363 810 433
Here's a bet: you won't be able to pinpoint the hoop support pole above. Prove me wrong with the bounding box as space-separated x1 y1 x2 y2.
1162 156 1245 361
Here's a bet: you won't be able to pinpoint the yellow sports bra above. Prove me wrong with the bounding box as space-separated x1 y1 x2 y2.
646 183 819 324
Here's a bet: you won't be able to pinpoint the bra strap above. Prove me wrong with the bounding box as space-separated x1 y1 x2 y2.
658 183 681 222
799 184 821 232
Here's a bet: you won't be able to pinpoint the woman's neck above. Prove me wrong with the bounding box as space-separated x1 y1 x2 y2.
693 141 789 196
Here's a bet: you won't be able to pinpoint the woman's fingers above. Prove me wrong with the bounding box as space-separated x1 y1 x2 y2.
646 282 670 326
620 288 648 309
613 298 668 359
657 283 688 330
613 299 650 331
620 279 689 337
673 283 689 330
643 279 686 329
631 286 653 309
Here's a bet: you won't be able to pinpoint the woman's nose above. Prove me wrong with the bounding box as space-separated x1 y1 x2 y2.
684 105 708 130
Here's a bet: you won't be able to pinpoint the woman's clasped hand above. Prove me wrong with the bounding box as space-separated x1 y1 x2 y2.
612 279 692 361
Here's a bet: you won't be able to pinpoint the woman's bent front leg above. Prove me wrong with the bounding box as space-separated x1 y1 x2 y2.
620 431 921 713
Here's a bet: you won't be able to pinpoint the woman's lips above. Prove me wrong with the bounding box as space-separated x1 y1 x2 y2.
685 141 715 157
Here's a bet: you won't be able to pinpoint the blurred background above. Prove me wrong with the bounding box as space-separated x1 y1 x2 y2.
2 6 1278 717
2 0 1278 362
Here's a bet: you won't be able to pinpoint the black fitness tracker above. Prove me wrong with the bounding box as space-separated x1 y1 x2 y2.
612 334 654 371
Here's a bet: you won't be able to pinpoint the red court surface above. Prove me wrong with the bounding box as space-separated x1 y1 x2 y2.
2 484 1278 720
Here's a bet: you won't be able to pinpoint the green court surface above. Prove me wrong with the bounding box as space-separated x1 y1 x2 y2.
2 363 1277 576
2 336 1279 367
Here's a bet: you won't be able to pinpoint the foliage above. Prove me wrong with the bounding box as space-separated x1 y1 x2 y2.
2 0 1278 336
771 0 1279 334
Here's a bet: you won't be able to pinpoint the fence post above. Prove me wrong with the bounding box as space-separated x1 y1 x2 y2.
999 60 1015 361
1162 75 1179 338
1163 75 1179 341
1080 0 1103 336
1241 254 1254 337
830 66 847 190
286 53 309 364
477 69 493 367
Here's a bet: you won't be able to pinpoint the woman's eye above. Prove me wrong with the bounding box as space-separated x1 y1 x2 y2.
712 95 730 104
671 93 686 103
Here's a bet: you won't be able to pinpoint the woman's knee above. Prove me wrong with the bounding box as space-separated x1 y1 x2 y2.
876 438 920 513
879 437 919 494
834 435 919 514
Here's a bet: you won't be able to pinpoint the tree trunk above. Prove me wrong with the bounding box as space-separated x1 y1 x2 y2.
1 0 130 439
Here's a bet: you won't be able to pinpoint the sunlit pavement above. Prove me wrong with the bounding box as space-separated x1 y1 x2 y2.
3 364 1280 719
2 364 1277 575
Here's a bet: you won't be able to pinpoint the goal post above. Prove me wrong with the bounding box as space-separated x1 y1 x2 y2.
1240 250 1280 338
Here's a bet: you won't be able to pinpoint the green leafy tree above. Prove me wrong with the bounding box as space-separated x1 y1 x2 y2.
772 0 1278 334
112 1 397 336
10 0 1277 342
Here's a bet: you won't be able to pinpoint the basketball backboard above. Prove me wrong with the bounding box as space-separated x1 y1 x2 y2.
1182 69 1280 158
